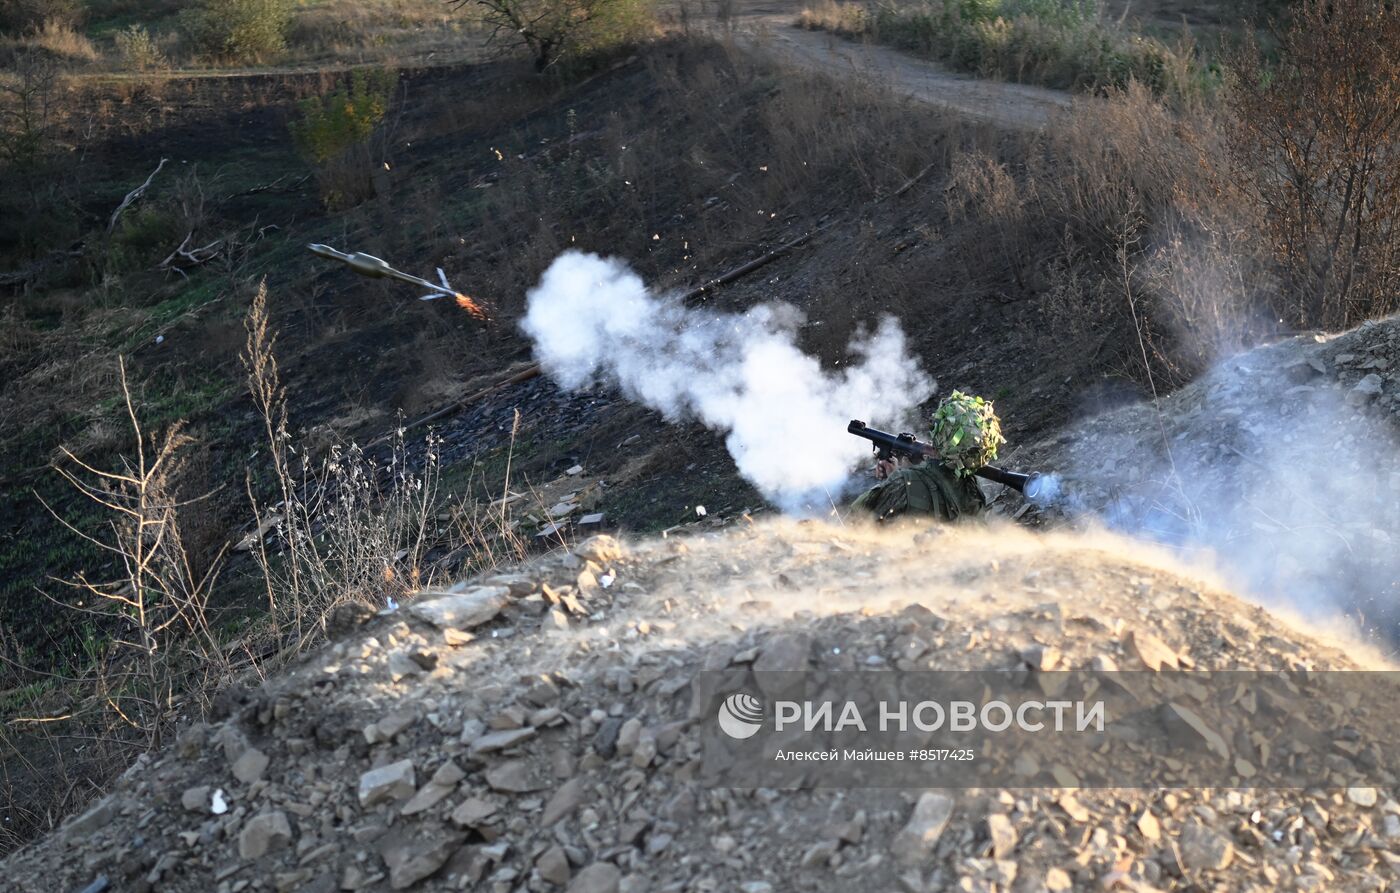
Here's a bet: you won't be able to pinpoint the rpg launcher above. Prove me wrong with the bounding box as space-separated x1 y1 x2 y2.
848 419 1047 501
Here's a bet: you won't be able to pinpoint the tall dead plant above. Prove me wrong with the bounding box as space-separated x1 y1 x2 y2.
41 358 227 751
242 280 443 653
1229 0 1400 330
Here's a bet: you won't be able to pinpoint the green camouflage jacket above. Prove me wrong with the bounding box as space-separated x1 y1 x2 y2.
850 460 986 522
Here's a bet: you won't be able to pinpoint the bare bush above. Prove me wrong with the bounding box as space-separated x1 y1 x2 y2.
0 50 59 173
1228 0 1400 330
114 24 166 71
41 359 230 750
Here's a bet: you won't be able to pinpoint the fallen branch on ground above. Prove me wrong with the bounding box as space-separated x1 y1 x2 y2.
679 221 835 302
158 233 224 273
107 158 168 235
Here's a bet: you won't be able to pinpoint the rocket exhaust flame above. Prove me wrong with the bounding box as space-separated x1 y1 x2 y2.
454 292 488 320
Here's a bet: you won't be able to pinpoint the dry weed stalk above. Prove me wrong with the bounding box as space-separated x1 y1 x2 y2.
242 281 444 652
39 358 228 751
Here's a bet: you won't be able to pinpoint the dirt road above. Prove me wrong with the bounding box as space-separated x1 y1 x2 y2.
750 22 1072 130
80 6 1072 133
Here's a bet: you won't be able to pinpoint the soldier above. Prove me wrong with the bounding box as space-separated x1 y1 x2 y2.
850 391 1004 522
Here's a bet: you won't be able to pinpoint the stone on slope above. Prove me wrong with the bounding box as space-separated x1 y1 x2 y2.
1161 703 1229 760
231 747 269 784
985 813 1018 859
1178 820 1234 871
358 760 416 807
892 792 954 865
574 535 624 564
1349 374 1384 404
537 845 571 885
486 759 544 793
1127 630 1177 671
541 777 586 827
409 587 509 630
450 797 498 828
181 786 210 813
238 810 292 860
568 862 621 893
470 727 536 755
377 827 464 890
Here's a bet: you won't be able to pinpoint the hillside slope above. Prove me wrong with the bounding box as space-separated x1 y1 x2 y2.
4 520 1392 893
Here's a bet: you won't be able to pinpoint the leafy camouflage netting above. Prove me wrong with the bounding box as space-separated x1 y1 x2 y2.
929 390 1005 477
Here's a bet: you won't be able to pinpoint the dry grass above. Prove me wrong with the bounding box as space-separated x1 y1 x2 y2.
796 0 867 36
0 18 99 66
799 0 1218 104
289 0 474 62
942 81 1267 386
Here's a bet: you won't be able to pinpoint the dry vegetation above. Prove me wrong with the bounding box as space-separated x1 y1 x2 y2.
797 0 1223 103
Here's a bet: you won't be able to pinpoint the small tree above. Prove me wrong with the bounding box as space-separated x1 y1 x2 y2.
1228 0 1400 329
289 68 398 208
457 0 654 72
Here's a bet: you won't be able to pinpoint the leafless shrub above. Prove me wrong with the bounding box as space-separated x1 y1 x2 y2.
0 50 60 174
1228 0 1400 330
39 359 230 751
114 24 166 72
994 82 1268 386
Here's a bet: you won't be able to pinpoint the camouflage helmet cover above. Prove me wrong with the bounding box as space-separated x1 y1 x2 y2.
928 390 1005 477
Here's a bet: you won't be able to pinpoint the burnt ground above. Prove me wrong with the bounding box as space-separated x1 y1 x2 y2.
2 36 1120 850
2 37 1100 653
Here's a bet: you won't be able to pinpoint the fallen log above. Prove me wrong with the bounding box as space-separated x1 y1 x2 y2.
678 220 834 302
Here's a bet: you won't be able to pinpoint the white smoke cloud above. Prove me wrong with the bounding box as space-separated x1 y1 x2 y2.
1024 341 1400 639
521 251 934 510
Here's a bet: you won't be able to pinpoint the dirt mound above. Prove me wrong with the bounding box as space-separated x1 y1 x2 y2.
4 520 1394 893
1004 315 1400 638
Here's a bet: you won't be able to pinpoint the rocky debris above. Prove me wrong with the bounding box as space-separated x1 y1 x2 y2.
409 586 509 630
358 759 416 807
238 810 292 860
1127 629 1178 671
364 707 418 744
1162 703 1230 760
892 793 954 865
401 761 465 816
1177 819 1234 872
1349 373 1384 404
379 831 464 890
485 759 544 792
5 519 1396 893
470 727 536 755
985 812 1018 859
230 746 269 784
537 845 571 885
574 534 624 564
541 777 586 826
450 796 498 828
180 786 209 813
568 862 621 893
